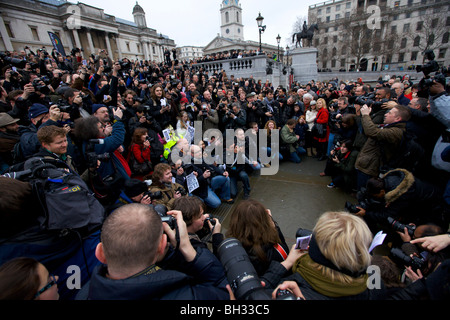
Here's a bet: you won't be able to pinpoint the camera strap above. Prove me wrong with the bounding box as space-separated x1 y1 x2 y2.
273 243 288 260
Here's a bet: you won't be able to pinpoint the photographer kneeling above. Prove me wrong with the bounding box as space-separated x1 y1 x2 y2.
147 163 186 211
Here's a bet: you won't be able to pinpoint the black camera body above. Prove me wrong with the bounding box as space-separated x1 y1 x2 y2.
387 217 416 237
416 50 440 76
86 139 110 168
390 248 426 271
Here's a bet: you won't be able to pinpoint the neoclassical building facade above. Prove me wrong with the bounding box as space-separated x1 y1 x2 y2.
0 0 175 62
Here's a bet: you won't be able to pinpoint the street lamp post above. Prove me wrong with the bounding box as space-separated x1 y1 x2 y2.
276 34 281 62
256 12 266 54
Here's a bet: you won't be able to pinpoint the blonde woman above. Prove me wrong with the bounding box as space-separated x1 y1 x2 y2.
280 211 381 300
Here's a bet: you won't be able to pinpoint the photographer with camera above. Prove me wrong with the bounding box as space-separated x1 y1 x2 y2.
222 102 246 130
147 163 186 211
354 104 410 190
349 168 448 234
76 203 229 300
73 108 129 203
148 84 171 133
198 100 219 134
172 196 222 252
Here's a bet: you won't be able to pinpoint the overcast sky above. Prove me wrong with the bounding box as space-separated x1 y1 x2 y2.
77 0 318 48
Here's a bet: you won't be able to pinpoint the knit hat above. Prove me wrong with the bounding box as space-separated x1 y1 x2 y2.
28 103 49 119
0 113 19 127
124 179 148 198
92 104 106 114
180 97 189 104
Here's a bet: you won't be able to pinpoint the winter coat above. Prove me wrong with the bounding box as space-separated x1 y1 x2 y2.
76 247 229 300
280 125 299 153
355 116 406 177
313 107 330 143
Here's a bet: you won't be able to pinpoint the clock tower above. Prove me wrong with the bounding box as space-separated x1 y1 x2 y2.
220 0 244 41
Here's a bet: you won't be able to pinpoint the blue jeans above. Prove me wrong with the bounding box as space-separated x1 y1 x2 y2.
290 146 307 163
327 133 335 156
203 175 232 208
230 170 251 197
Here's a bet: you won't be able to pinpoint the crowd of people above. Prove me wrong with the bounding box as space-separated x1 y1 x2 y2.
0 45 449 301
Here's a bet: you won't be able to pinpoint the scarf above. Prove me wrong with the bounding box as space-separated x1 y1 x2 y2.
293 254 369 298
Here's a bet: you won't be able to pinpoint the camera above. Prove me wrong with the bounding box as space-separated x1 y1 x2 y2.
390 248 426 271
157 210 177 230
387 217 416 237
344 187 381 214
144 190 163 200
86 139 110 168
55 99 72 113
0 52 27 69
416 50 440 76
218 238 294 300
32 77 51 95
175 186 187 196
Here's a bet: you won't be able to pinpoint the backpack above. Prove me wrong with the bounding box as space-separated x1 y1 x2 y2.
17 157 105 235
11 141 25 165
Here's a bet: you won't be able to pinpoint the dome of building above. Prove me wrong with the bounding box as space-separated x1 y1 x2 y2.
132 2 145 14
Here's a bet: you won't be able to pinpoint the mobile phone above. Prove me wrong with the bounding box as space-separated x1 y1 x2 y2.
295 235 311 250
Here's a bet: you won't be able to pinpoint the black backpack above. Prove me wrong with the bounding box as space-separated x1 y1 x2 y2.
8 157 105 235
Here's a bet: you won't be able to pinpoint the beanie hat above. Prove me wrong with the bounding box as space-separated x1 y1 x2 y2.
92 104 106 114
180 97 189 104
28 103 49 119
124 179 148 198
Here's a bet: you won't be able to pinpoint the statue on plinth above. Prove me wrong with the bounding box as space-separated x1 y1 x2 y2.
292 23 319 48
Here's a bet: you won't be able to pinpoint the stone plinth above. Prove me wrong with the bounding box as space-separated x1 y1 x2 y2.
290 47 318 85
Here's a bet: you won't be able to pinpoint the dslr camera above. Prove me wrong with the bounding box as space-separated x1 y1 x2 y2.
416 50 440 76
390 248 426 271
387 217 416 238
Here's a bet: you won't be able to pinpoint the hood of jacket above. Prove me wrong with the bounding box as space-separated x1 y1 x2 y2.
80 264 194 300
383 168 415 204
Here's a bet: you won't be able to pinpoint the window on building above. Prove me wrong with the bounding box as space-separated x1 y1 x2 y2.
414 36 421 46
30 27 39 41
331 59 336 68
336 4 341 11
237 12 239 23
346 2 351 9
403 23 410 32
431 18 439 28
137 44 141 53
323 36 328 44
152 46 156 54
398 53 404 62
345 11 350 18
428 34 435 46
447 16 450 26
438 48 446 59
126 42 130 51
5 22 14 38
341 59 346 68
408 0 413 4
333 35 338 43
318 9 322 15
401 38 407 48
416 21 423 31
391 25 397 33
386 55 392 63
405 12 411 19
326 7 331 13
443 32 449 44
411 51 418 61
335 14 340 20
332 47 337 56
225 12 229 23
326 16 330 23
393 15 398 21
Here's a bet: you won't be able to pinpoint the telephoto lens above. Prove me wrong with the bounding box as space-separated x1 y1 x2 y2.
217 238 269 300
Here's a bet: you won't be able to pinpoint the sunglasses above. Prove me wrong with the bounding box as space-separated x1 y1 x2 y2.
34 275 57 299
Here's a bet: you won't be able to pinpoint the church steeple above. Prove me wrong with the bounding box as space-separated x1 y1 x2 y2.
133 2 147 28
220 0 244 41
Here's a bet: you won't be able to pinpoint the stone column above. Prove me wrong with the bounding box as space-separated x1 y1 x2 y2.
0 16 14 51
72 29 82 49
105 32 112 57
85 28 95 55
142 40 149 61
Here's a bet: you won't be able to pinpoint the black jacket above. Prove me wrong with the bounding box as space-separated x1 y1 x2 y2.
76 247 229 300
